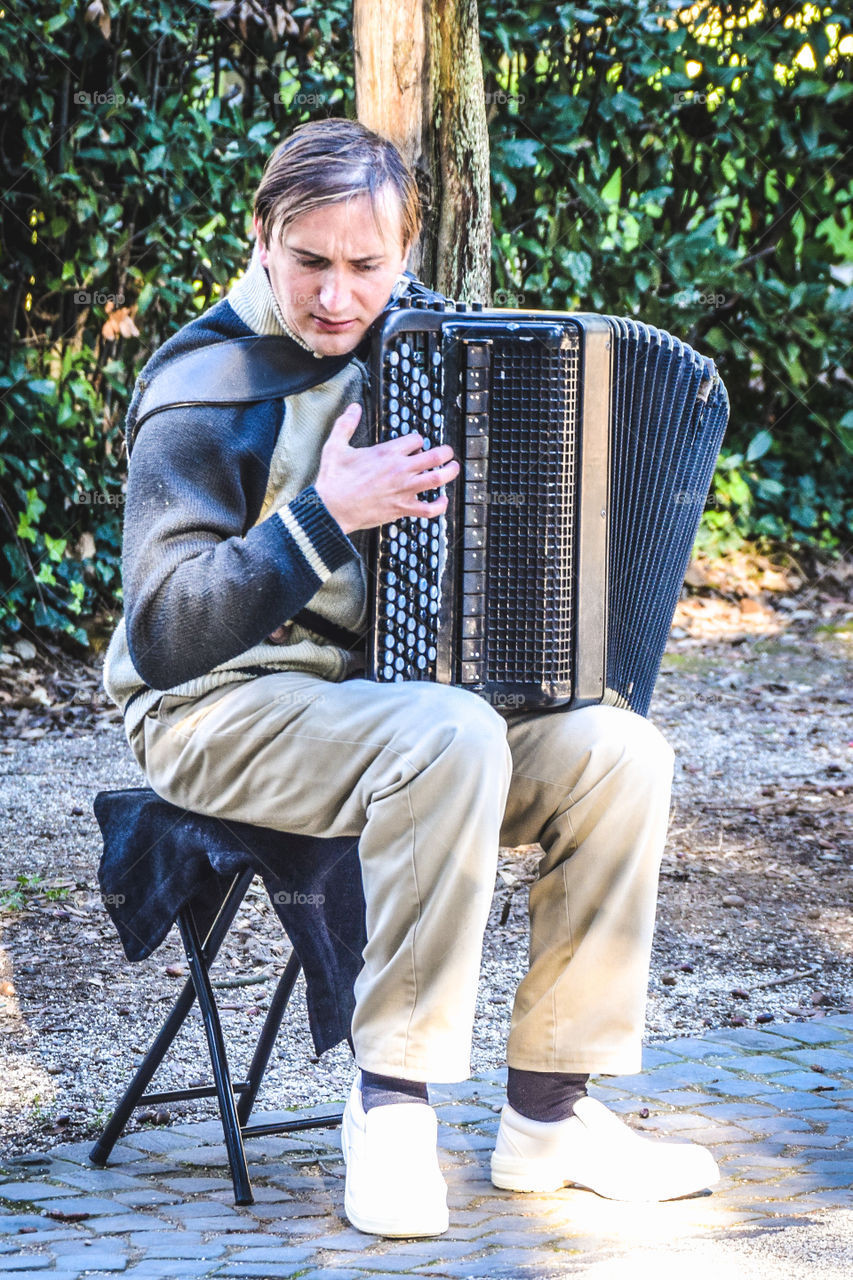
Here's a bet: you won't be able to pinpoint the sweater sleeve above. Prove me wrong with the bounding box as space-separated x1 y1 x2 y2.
122 403 358 690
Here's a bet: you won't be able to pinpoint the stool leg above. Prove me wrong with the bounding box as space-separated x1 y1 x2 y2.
178 907 254 1205
90 870 254 1168
237 949 302 1126
89 977 198 1167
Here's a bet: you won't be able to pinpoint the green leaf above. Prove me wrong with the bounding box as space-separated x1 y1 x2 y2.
746 430 773 462
27 379 56 399
498 138 541 168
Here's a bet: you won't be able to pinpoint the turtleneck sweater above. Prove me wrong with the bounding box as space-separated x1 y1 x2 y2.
102 245 407 742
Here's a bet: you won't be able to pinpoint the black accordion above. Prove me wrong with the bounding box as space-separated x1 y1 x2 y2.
365 302 729 718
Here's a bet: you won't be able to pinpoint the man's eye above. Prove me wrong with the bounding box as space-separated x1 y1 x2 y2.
357 263 380 273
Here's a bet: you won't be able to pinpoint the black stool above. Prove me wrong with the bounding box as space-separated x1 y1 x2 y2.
88 787 366 1205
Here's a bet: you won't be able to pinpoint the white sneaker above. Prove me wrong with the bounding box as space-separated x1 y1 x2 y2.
341 1073 449 1237
491 1097 720 1202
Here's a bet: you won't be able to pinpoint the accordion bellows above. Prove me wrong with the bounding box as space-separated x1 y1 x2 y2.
365 304 729 718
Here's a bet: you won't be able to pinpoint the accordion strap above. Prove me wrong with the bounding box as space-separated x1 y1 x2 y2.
128 274 450 456
291 607 364 652
128 335 358 455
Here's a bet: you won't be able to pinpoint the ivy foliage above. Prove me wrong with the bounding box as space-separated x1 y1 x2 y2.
1 0 851 650
481 1 853 553
1 0 353 646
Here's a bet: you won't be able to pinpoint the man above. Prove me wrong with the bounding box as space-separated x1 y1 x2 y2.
103 118 719 1238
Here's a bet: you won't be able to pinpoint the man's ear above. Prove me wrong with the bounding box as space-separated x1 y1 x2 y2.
252 213 269 266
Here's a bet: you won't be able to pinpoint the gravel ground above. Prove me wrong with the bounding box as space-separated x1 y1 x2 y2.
0 614 851 1159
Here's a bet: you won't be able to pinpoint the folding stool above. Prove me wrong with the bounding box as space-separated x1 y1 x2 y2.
88 787 366 1205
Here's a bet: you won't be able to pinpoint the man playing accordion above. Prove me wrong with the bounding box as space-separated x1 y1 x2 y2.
103 117 719 1238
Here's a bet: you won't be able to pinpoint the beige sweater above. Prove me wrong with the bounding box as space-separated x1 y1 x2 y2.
102 247 395 743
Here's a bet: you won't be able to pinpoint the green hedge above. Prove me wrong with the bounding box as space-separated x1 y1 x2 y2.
481 1 853 553
1 1 851 650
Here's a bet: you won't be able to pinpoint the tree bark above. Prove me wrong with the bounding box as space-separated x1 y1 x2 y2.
353 0 491 302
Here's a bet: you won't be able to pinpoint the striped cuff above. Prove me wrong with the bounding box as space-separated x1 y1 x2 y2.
278 486 358 580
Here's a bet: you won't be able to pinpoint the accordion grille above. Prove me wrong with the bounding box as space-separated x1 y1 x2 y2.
483 337 579 694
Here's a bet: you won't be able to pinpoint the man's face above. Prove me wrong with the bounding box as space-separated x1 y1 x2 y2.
253 186 410 357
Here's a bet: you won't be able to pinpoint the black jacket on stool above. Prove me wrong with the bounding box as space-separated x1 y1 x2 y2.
94 787 366 1056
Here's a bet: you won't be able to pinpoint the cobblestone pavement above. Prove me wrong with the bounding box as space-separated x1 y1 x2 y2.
1 1018 852 1279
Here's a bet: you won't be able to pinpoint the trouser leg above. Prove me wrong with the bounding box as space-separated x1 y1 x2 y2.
130 672 513 1081
500 704 674 1075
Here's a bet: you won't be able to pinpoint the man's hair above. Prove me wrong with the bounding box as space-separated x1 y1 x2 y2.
254 118 422 253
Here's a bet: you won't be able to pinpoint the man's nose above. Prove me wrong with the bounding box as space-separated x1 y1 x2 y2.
318 270 352 316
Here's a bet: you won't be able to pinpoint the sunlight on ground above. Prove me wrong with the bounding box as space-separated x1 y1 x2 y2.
567 1207 853 1280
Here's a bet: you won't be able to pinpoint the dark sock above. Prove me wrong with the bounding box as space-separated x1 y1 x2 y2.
506 1067 589 1122
360 1069 429 1110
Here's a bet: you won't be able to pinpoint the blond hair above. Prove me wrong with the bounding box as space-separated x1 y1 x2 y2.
254 118 422 252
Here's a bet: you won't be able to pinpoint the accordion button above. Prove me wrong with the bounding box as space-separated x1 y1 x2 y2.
428 645 437 661
389 351 399 366
417 655 427 670
383 665 394 680
400 343 411 357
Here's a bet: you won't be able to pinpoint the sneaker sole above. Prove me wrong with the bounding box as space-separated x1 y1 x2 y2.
344 1196 449 1238
490 1154 569 1194
490 1155 717 1202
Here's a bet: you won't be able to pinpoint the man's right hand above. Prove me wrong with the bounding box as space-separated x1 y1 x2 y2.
314 403 460 535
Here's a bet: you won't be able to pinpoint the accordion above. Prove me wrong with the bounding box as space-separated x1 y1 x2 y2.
365 302 729 718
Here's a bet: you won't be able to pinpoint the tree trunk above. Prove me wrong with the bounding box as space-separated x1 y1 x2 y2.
353 0 491 302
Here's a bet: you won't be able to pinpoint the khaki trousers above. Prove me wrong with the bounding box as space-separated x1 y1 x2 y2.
128 672 673 1080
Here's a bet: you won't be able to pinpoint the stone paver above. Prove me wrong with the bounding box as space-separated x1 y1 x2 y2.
1 1022 852 1277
